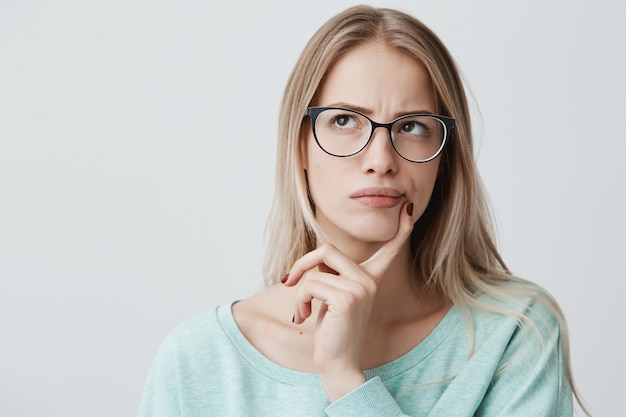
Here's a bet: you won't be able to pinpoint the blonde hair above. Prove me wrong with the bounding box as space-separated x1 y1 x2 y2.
263 5 590 415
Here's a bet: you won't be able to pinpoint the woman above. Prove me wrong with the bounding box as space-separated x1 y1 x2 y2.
139 5 589 416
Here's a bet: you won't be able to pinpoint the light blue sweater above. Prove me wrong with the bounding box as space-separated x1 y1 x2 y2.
139 298 572 416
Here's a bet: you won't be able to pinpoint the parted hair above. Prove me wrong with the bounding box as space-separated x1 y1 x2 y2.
263 5 589 415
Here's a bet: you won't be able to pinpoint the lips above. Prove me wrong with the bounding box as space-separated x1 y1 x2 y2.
350 187 404 208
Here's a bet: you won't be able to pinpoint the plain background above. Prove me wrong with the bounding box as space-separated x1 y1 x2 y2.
0 0 624 415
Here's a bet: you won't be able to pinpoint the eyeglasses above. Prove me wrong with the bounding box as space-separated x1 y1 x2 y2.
306 107 455 163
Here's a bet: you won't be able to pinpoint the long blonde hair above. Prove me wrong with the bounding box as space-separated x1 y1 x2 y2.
263 5 589 415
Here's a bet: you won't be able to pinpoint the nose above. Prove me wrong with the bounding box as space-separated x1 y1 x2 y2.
360 126 398 175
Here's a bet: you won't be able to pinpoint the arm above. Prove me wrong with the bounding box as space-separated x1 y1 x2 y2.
325 377 411 417
137 333 181 417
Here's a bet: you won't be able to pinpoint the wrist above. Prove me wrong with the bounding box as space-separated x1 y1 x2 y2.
320 369 367 402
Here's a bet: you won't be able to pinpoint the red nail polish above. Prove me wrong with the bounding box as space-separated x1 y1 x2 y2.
407 203 414 216
281 274 289 284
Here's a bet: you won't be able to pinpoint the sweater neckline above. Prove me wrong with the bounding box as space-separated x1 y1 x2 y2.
216 301 461 387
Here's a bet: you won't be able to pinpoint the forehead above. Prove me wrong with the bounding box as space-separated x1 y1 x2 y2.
314 41 436 115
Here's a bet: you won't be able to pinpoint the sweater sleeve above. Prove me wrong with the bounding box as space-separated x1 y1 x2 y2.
137 331 182 417
475 302 573 416
325 377 410 417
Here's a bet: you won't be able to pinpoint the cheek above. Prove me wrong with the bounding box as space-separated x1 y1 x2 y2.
407 163 440 211
304 136 357 212
305 137 331 202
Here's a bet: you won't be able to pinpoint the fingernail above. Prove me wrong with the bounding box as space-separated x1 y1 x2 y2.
281 274 289 284
407 203 414 216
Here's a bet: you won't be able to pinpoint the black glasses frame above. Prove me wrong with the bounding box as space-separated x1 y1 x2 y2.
305 106 455 163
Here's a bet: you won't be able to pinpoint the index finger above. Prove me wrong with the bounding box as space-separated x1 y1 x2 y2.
360 201 415 279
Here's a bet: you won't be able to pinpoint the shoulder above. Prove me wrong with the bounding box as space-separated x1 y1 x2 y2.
139 305 232 415
466 282 574 415
154 305 235 366
463 280 569 390
465 280 566 355
163 307 220 343
471 280 563 328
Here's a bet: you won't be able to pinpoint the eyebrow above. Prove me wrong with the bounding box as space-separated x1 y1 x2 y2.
325 101 434 119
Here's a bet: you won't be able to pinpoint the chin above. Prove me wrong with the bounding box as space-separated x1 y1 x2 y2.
317 209 402 246
336 219 399 246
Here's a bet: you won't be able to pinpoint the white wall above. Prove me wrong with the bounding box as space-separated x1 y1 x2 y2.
0 0 622 415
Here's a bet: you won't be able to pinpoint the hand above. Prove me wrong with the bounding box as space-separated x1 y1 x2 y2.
282 202 415 401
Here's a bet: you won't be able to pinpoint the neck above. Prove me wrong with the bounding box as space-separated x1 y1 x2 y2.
368 240 435 324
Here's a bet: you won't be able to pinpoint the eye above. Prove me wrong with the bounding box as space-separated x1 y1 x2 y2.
330 114 359 129
398 121 427 136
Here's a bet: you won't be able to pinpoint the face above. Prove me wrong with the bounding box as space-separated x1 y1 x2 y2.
303 41 440 248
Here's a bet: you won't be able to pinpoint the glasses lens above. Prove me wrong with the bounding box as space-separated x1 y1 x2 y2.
313 109 371 156
391 115 446 162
